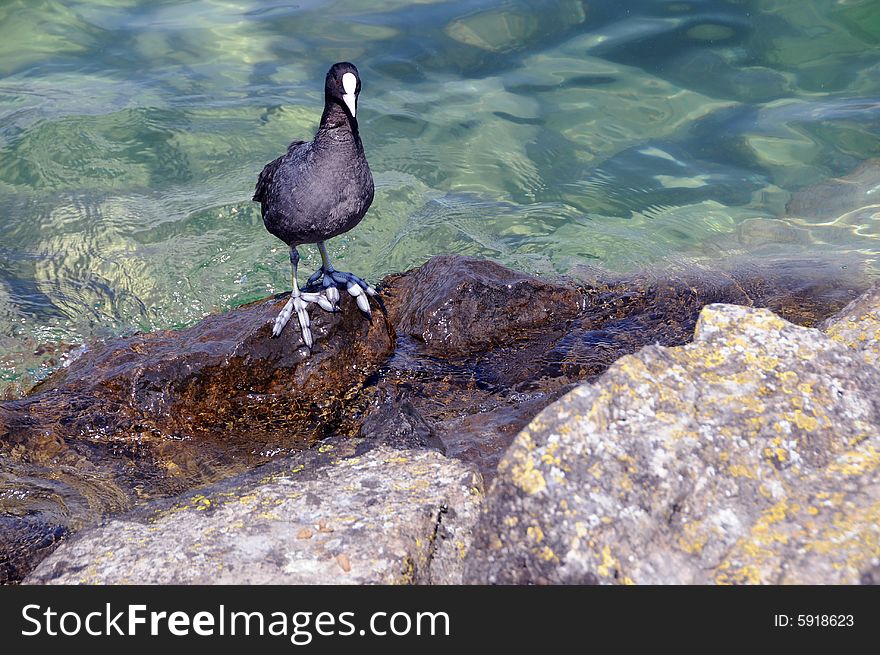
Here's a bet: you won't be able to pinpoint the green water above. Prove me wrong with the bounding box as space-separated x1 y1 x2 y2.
1 0 879 395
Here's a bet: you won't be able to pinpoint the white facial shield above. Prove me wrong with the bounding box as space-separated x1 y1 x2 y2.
342 72 357 117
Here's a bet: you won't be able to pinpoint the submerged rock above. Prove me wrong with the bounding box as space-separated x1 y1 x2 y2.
465 298 880 584
357 395 446 454
26 446 482 585
786 159 880 224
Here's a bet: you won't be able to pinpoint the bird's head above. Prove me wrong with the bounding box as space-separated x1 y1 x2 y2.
325 62 361 120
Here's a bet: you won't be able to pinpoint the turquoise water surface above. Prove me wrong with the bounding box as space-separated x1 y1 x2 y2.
1 0 879 395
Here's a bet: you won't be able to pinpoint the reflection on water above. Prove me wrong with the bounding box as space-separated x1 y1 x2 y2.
1 0 880 395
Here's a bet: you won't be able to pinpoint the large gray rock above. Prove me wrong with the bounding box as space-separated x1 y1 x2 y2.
465 298 880 584
819 281 880 367
26 446 482 585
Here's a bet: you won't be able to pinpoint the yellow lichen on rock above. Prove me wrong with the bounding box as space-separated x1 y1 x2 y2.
467 292 880 585
507 433 548 495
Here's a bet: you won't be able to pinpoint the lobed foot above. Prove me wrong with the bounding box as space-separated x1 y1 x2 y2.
272 291 324 346
307 267 377 316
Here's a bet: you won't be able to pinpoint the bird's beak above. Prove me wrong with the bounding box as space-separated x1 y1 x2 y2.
342 92 357 118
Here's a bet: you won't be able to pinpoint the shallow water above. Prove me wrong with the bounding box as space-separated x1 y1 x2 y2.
1 0 879 395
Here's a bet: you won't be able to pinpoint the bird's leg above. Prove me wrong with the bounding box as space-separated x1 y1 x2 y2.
306 241 377 316
273 247 324 345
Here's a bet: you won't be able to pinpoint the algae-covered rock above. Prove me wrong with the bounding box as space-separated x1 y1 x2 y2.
26 446 482 585
466 299 880 584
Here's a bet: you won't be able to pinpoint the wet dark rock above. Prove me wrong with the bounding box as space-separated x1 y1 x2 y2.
465 300 880 584
32 293 393 448
26 445 483 585
1 293 393 581
357 395 446 454
0 516 68 585
370 255 862 481
385 254 583 356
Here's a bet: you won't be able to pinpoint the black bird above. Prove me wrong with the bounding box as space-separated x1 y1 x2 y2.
253 62 376 346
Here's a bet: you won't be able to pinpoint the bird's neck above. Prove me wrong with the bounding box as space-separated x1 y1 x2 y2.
318 99 359 141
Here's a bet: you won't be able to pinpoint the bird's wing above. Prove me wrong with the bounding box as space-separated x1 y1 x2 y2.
286 139 308 155
253 156 281 202
252 139 307 202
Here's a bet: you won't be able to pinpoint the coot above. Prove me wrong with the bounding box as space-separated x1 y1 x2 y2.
253 62 376 346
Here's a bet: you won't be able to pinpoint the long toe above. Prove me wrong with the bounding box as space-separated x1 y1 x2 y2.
356 293 371 315
316 294 335 312
272 294 315 346
272 297 296 337
346 281 372 316
300 291 323 303
328 270 374 292
293 296 313 347
328 270 349 286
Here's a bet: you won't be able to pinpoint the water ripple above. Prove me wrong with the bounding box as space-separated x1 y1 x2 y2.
1 0 880 396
